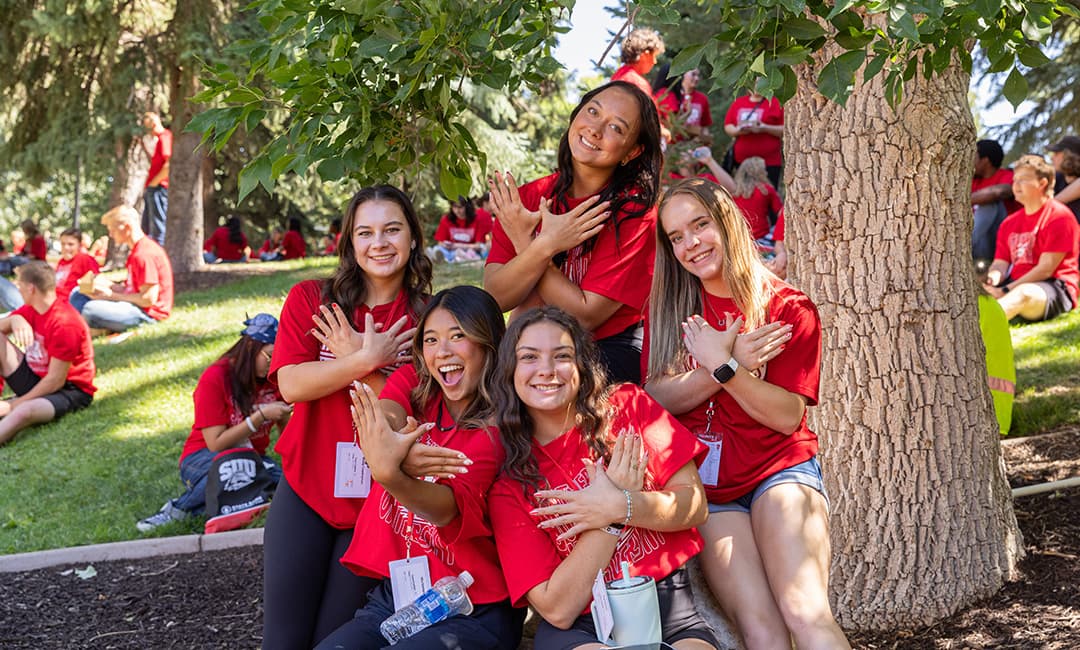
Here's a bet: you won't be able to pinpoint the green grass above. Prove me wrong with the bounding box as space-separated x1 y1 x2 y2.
0 259 1073 553
0 258 484 554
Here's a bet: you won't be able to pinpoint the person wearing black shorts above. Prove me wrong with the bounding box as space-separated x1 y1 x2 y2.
0 261 96 445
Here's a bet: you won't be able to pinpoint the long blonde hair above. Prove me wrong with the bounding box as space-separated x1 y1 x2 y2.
647 178 774 381
733 156 770 198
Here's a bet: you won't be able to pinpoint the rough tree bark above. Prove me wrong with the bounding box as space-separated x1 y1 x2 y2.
103 135 150 269
785 20 1023 628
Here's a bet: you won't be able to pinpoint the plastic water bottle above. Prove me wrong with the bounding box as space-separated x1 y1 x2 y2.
380 571 475 644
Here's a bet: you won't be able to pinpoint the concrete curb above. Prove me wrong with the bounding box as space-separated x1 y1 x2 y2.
0 527 263 573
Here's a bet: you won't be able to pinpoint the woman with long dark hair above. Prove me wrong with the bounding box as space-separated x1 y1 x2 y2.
262 185 432 649
645 178 848 648
484 80 663 384
203 216 250 263
488 307 717 649
428 196 493 263
136 313 290 531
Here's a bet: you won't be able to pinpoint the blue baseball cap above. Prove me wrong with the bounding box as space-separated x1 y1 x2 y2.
242 313 278 344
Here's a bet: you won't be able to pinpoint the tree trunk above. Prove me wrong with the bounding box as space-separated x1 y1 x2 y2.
103 136 150 269
786 25 1023 628
202 153 219 237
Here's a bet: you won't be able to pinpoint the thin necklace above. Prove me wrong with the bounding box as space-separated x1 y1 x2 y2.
435 400 455 432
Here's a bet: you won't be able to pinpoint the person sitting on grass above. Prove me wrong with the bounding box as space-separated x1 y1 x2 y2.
983 154 1080 322
0 261 96 446
69 205 174 334
54 228 101 303
137 313 291 531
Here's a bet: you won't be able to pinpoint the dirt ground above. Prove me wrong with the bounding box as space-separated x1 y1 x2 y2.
0 430 1076 649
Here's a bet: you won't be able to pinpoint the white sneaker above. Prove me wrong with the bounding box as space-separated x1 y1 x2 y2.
136 502 189 532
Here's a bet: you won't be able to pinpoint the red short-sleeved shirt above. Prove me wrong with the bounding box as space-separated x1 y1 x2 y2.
489 384 707 608
433 212 494 245
656 90 712 141
486 173 656 340
733 185 783 240
127 237 174 320
146 128 173 189
972 168 1021 215
994 199 1080 305
13 300 96 396
178 358 283 462
281 231 306 259
26 235 47 261
773 208 785 242
203 227 249 261
612 65 657 110
339 367 510 604
642 278 821 503
270 280 419 529
724 95 784 167
54 253 100 302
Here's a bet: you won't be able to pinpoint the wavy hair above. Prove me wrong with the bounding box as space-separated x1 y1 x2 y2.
733 156 770 198
220 335 270 416
550 81 662 252
647 178 774 382
491 307 611 499
323 185 433 318
409 286 505 430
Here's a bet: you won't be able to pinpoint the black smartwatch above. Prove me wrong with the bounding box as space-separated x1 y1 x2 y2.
711 357 739 384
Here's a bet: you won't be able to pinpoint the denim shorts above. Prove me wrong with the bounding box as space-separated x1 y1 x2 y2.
708 456 829 514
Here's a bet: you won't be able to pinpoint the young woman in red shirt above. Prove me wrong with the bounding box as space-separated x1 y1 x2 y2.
263 185 432 649
644 178 849 649
484 80 663 384
488 307 718 649
316 285 524 649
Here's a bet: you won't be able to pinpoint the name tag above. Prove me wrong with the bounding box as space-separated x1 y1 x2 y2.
591 569 614 643
389 556 431 610
334 441 371 498
698 440 722 487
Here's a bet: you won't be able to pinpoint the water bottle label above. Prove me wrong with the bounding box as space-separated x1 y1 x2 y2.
415 591 453 624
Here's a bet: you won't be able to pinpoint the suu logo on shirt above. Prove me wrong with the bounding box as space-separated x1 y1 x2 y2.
218 458 258 492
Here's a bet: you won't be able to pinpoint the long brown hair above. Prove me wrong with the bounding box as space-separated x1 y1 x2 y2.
409 286 505 430
220 335 268 415
647 178 774 382
323 185 432 318
491 307 611 499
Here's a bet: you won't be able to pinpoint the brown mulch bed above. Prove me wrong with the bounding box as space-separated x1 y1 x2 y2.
0 430 1076 649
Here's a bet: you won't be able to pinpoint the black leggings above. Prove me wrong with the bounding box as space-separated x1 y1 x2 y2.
596 323 643 386
262 476 379 649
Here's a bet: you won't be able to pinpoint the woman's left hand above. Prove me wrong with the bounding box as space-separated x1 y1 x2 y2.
602 432 646 492
532 463 626 541
350 382 433 483
310 303 364 358
682 313 739 372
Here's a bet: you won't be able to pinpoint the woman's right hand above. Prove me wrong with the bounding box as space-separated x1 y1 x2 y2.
489 171 541 253
309 302 364 358
733 319 792 371
401 417 473 480
351 313 416 372
533 196 610 255
600 432 646 492
259 401 293 422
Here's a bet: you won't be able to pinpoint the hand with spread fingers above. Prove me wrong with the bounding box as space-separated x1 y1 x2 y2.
356 313 416 370
349 382 433 484
682 313 739 373
599 432 647 492
531 458 628 541
733 319 792 371
488 170 541 253
533 195 611 256
309 302 364 358
401 415 474 480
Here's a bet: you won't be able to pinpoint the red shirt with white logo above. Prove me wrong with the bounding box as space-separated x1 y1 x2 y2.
642 277 820 503
13 299 96 396
127 237 174 320
203 227 249 261
434 211 493 245
655 90 712 141
270 280 418 529
487 173 655 340
994 199 1080 305
339 367 510 604
54 253 101 302
179 358 283 463
489 384 706 609
724 95 784 167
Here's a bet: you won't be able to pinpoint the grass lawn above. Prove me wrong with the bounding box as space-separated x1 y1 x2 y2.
0 259 1073 554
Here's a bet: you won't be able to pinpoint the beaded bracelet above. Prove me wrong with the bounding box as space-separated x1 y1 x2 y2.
245 416 258 433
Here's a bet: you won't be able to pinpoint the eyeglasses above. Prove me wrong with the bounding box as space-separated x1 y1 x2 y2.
261 350 273 361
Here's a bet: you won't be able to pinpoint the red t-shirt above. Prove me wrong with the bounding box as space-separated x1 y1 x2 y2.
54 253 100 302
611 65 658 112
339 366 510 604
146 128 173 189
127 237 174 320
733 185 783 240
257 238 278 256
433 211 494 245
642 278 821 503
282 231 306 259
203 227 248 261
270 280 419 529
972 168 1021 215
26 235 47 261
486 173 656 340
655 90 712 141
994 199 1080 305
669 171 721 185
489 384 707 608
773 208 785 242
724 95 784 167
13 299 96 396
178 358 283 463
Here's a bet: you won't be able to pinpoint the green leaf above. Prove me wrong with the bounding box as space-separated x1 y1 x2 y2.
1002 67 1028 108
670 43 707 75
1017 45 1051 68
889 7 920 41
439 165 471 201
863 54 887 83
973 0 1003 16
783 17 827 41
771 46 810 67
750 52 766 75
238 155 272 200
316 157 346 182
826 0 857 20
817 50 866 105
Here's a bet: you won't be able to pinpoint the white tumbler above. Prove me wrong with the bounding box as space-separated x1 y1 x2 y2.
591 561 662 647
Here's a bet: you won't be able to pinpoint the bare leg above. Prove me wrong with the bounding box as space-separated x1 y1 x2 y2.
998 283 1049 321
0 333 24 377
0 397 57 445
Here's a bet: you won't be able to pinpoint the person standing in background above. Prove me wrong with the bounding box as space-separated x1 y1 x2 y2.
141 111 172 246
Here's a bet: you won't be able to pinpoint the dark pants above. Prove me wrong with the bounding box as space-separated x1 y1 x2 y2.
262 477 379 650
143 185 168 246
973 201 1007 263
315 579 525 650
597 322 644 386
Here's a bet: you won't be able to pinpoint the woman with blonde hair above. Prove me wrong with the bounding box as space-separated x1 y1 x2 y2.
731 156 782 242
644 178 849 649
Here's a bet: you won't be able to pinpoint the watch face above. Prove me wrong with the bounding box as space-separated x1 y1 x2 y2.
712 363 736 383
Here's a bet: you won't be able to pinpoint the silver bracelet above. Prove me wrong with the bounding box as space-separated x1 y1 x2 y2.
622 489 633 526
245 416 257 433
601 525 622 537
